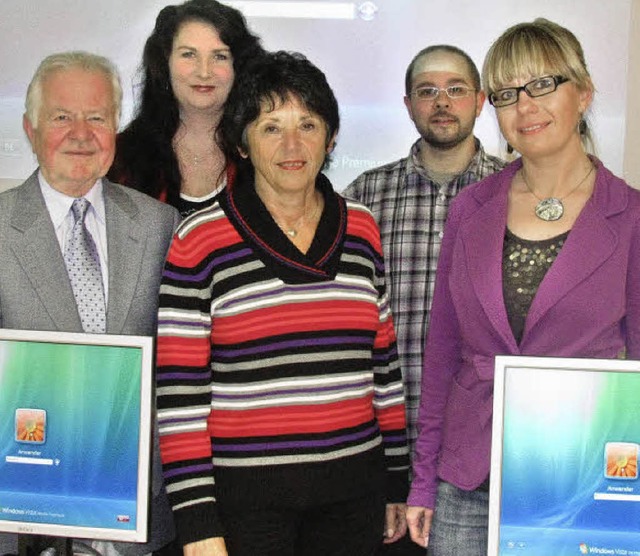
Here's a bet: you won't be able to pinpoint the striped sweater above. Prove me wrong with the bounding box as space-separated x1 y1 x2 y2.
156 174 409 545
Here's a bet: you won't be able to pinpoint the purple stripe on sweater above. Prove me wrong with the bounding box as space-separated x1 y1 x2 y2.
213 425 378 452
158 319 204 329
158 370 210 381
344 240 384 272
383 434 407 443
373 352 397 362
161 415 207 426
375 391 403 403
222 281 372 310
164 248 253 282
163 463 212 479
211 378 371 401
374 347 399 361
211 335 371 357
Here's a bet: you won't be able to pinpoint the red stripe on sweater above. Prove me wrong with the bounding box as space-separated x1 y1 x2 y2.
212 301 379 344
157 336 210 367
376 404 407 430
346 209 383 253
160 431 212 464
209 397 375 437
170 221 241 266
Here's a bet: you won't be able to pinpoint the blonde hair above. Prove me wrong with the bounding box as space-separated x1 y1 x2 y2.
482 18 595 152
25 51 122 128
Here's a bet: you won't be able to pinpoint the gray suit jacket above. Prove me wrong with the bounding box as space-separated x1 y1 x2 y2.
0 171 180 555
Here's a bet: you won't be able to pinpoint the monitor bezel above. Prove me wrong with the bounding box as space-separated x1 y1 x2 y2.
488 355 640 556
0 328 153 544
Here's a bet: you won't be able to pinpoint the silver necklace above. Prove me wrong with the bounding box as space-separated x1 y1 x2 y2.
275 199 322 238
174 133 217 167
521 163 595 222
178 142 208 165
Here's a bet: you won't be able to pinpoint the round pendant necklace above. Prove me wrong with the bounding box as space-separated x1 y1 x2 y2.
521 163 595 222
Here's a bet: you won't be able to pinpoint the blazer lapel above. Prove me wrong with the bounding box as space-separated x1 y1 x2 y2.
104 181 146 334
523 166 620 341
8 175 83 331
461 164 519 351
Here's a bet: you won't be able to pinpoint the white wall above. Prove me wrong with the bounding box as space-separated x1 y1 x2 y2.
0 0 635 190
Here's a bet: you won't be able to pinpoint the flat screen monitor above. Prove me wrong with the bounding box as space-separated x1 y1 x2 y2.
489 355 640 556
0 329 153 544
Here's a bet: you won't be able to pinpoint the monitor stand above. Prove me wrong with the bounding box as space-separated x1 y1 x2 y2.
18 535 72 556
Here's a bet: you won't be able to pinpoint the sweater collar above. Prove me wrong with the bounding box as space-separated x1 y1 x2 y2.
221 169 347 283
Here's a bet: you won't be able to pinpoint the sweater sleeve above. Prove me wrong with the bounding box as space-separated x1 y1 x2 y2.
156 220 222 546
368 213 411 502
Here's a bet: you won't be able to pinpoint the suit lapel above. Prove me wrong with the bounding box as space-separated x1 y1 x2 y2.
104 181 146 334
8 174 83 331
461 168 519 351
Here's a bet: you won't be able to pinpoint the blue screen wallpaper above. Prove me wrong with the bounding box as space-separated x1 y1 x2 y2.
498 367 640 555
0 340 142 530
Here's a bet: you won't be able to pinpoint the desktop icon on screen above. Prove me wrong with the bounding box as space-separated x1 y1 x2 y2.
15 408 47 444
604 442 638 479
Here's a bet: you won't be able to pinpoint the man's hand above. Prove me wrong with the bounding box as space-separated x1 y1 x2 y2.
406 505 434 548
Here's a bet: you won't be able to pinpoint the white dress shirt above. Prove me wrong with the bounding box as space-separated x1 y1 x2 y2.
38 172 109 304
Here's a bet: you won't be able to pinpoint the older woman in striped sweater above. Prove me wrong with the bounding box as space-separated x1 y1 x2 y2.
155 51 410 556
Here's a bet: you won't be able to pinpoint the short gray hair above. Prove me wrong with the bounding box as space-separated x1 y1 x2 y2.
25 51 123 128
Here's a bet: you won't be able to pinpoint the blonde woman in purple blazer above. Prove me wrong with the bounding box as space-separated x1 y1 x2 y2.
406 18 640 556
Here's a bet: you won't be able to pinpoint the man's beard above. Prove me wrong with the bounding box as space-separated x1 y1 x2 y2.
420 112 474 151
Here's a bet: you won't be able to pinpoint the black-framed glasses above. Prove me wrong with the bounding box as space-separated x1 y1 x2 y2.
488 75 570 107
409 85 475 101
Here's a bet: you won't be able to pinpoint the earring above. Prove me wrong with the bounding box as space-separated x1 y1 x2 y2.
579 118 587 136
506 143 514 154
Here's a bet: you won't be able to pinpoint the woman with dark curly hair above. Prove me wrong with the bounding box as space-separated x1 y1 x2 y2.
108 0 262 218
156 51 410 556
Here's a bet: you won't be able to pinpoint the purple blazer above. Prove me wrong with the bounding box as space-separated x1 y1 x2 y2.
408 158 640 509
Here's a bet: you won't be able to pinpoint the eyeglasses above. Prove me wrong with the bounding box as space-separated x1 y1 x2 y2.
488 75 570 108
409 85 475 101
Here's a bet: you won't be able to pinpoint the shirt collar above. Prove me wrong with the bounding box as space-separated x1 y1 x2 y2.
403 137 484 189
38 171 106 228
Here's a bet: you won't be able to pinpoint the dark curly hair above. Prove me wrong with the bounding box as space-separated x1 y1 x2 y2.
108 0 263 207
221 50 340 178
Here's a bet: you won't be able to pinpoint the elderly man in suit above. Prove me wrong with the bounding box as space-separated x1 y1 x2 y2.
0 51 179 554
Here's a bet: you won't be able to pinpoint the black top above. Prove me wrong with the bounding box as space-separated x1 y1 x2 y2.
502 228 570 344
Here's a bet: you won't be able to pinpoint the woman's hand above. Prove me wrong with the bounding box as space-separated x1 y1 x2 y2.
406 505 434 548
183 537 228 556
383 502 407 544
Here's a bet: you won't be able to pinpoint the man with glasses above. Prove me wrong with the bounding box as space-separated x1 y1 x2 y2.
344 44 505 555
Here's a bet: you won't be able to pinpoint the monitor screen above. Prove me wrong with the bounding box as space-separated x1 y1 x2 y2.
489 356 640 556
0 329 153 543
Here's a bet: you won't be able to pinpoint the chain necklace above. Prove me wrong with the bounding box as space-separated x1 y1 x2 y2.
176 140 212 166
521 163 595 222
274 198 322 238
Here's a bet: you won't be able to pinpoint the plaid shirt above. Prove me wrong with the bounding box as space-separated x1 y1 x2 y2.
343 138 506 453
